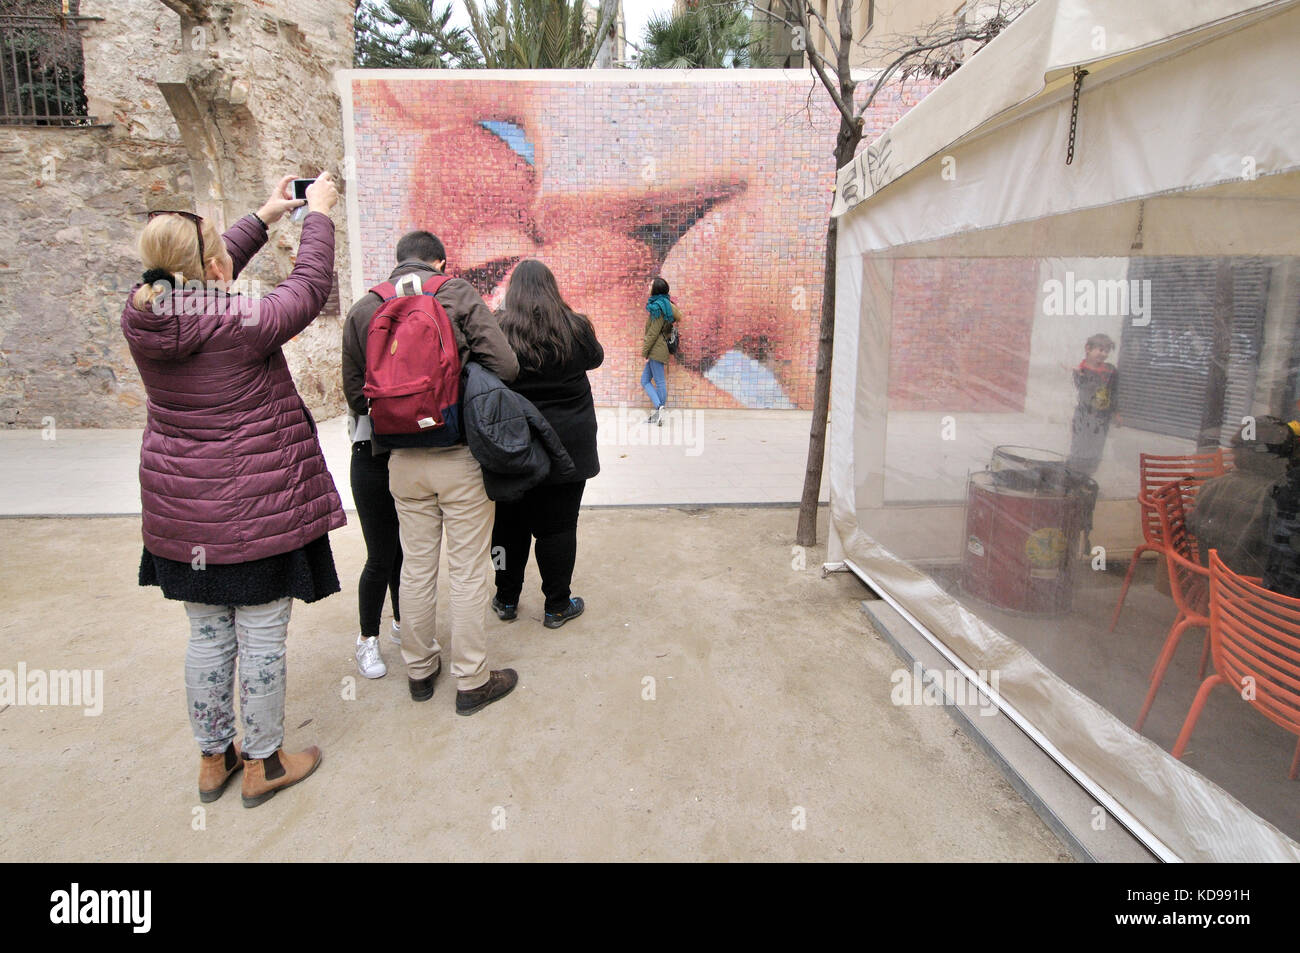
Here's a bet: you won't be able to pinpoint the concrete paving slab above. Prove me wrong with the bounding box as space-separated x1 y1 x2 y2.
0 508 1067 862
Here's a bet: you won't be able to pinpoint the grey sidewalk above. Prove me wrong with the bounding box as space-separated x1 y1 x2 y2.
0 408 829 516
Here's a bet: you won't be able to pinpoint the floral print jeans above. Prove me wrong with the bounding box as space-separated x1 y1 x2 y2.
183 598 292 760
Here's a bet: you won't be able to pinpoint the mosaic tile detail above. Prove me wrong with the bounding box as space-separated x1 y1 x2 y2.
351 76 931 408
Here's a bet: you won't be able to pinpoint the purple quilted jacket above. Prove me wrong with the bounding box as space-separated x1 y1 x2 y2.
121 212 345 564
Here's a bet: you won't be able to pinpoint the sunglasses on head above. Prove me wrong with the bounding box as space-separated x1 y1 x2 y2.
148 210 205 271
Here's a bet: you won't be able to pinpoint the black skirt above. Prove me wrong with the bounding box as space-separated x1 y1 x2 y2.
139 534 341 606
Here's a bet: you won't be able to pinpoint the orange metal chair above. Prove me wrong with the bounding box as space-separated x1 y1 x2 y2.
1109 450 1228 632
1133 480 1213 731
1172 550 1300 780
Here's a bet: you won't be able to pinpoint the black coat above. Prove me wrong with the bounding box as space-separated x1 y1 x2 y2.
462 362 577 502
506 326 603 483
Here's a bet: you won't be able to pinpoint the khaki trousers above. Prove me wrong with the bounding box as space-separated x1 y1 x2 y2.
388 445 494 691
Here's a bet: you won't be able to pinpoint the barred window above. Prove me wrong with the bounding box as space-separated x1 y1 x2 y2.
1 0 96 126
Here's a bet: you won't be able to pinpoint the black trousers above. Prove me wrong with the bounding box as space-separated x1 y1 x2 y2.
492 480 586 615
350 442 402 636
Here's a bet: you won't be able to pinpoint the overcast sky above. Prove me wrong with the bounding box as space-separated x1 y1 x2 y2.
447 1 679 53
620 0 679 49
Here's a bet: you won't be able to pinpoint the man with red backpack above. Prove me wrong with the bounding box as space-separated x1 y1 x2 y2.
342 230 520 714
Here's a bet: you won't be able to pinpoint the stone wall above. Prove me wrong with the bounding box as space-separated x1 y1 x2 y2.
148 0 355 413
0 0 354 428
0 0 189 427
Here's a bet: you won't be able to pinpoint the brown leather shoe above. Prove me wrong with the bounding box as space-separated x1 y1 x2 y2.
456 669 518 716
198 741 243 803
241 746 322 808
408 658 442 702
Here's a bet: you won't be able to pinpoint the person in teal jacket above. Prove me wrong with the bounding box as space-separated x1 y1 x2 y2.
641 277 679 425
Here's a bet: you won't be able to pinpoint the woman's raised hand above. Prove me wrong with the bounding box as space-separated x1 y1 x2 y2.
257 174 305 225
305 172 338 214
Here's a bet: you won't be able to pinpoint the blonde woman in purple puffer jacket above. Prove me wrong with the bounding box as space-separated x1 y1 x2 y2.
121 173 344 808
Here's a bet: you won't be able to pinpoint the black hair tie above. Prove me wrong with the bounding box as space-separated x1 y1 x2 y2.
142 268 174 287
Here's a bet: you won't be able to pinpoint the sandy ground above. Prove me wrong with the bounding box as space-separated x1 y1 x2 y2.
0 507 1069 862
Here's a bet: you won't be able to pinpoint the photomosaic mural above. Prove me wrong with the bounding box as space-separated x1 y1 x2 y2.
342 71 931 409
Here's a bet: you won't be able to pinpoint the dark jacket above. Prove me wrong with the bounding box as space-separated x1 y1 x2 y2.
341 260 519 450
462 362 576 502
506 319 603 482
1188 450 1286 577
121 212 345 564
641 298 679 364
1265 466 1300 597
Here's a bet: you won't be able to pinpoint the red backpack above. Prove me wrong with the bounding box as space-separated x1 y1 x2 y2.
362 273 463 446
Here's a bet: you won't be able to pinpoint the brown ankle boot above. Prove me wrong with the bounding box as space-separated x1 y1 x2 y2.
240 746 322 808
198 741 243 803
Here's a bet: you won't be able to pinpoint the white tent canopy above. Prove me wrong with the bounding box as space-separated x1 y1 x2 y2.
831 0 1300 861
832 0 1300 225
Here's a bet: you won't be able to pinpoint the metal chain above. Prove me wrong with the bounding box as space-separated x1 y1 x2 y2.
1131 198 1145 251
1067 66 1088 165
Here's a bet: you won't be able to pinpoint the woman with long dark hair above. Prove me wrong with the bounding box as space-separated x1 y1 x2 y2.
492 259 603 628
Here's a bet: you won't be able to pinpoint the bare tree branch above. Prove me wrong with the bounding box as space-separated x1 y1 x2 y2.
834 0 854 105
762 0 842 61
758 0 856 126
735 0 1035 547
851 0 1031 116
853 36 959 118
756 0 838 77
798 0 841 62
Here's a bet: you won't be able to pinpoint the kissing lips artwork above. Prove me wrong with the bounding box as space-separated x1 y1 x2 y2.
351 77 925 409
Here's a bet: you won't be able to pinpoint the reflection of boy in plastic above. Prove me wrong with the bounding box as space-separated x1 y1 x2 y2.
1067 333 1120 476
1188 416 1292 577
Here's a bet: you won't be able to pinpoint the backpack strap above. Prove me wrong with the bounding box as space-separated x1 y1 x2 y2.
422 274 451 296
369 273 452 302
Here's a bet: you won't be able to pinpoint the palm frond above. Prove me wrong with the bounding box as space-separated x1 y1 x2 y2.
356 0 481 68
638 0 761 69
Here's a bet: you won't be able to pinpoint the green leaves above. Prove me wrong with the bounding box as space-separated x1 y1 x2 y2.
638 0 766 69
356 0 618 70
464 0 613 69
355 0 481 69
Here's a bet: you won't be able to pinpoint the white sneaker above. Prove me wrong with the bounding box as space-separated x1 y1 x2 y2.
355 634 387 679
389 620 402 645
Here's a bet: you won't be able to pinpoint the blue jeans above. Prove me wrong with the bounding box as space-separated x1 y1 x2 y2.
641 360 666 408
184 598 292 759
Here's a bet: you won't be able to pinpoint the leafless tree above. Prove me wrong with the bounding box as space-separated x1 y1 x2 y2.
758 0 1033 546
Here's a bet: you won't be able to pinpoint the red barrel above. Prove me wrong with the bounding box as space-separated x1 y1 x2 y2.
961 470 1079 614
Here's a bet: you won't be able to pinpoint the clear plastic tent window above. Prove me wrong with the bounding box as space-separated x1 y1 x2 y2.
830 0 1300 861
